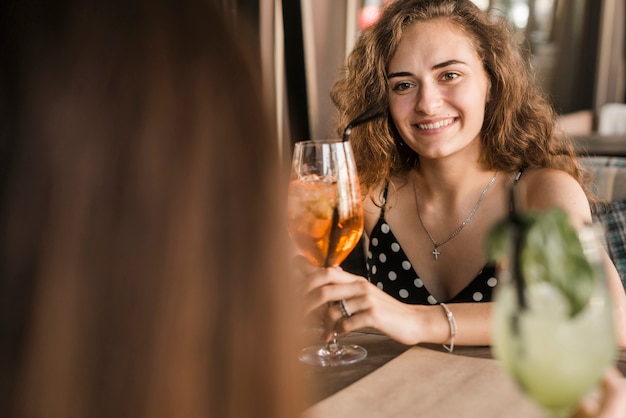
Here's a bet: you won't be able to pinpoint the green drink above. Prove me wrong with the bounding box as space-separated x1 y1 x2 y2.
489 210 617 417
493 280 615 415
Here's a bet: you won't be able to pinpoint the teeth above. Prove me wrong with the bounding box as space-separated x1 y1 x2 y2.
418 118 454 130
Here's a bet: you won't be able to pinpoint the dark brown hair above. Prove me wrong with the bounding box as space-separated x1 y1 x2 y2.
0 1 303 417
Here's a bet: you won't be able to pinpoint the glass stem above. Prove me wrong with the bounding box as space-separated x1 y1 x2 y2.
327 331 340 353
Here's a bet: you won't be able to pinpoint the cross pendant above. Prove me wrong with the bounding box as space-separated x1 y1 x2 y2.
432 248 440 261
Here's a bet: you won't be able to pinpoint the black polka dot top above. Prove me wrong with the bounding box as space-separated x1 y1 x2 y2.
366 213 497 304
366 171 522 305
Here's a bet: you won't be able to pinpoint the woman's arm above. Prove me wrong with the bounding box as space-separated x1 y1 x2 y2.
298 256 493 346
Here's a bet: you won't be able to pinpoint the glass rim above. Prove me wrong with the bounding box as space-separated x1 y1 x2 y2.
293 139 344 145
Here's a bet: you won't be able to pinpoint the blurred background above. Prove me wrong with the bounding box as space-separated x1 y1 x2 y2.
216 0 626 155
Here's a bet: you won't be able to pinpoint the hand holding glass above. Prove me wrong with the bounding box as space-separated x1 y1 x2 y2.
287 139 367 366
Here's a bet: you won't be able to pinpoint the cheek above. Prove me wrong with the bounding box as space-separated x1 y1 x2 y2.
461 97 486 126
454 85 488 118
388 98 409 135
388 95 413 120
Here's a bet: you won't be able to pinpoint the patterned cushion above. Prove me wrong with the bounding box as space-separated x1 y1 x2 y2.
580 156 626 202
580 156 626 290
595 200 626 290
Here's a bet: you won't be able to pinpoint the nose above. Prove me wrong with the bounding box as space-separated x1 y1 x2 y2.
415 82 443 115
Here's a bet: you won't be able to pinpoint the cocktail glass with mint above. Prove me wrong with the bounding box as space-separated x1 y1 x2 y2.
489 209 617 417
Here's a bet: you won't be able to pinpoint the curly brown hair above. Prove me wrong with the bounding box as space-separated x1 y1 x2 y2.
331 0 593 202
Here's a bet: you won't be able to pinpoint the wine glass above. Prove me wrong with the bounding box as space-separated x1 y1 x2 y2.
287 139 367 366
491 213 617 417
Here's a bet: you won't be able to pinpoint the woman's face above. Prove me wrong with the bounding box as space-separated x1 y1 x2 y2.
387 20 490 160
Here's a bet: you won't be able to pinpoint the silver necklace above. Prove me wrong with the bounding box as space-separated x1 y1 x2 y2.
413 171 498 261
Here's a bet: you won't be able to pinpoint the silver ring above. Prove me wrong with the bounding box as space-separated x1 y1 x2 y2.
339 299 351 318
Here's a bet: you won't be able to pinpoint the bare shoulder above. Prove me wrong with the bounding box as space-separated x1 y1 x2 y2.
520 167 579 191
518 167 592 226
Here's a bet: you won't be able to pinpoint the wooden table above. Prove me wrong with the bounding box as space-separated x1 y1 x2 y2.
302 329 626 417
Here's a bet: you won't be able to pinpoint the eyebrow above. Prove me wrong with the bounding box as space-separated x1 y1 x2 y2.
387 59 468 79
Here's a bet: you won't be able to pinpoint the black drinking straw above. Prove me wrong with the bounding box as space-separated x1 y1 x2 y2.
323 108 388 267
508 176 527 336
342 108 388 141
324 207 341 268
509 178 527 311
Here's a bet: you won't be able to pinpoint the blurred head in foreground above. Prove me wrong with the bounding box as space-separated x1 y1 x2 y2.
0 1 303 417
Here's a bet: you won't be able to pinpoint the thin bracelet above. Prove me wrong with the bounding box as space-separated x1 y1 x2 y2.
440 303 457 353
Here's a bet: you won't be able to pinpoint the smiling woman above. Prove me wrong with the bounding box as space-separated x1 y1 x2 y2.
295 0 626 354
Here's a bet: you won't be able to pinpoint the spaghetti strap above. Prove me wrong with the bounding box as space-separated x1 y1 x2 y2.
509 169 524 214
380 183 390 216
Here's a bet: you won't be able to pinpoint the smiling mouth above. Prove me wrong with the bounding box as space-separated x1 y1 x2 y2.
417 118 456 130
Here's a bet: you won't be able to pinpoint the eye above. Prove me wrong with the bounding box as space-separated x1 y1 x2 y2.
441 72 460 82
391 81 415 93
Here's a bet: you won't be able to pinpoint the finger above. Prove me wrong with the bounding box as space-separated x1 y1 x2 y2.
320 312 348 343
319 297 375 342
302 304 326 329
303 280 369 316
293 255 346 278
596 368 626 418
572 393 599 418
574 368 626 418
302 266 367 293
319 310 374 342
325 300 353 324
338 299 352 319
